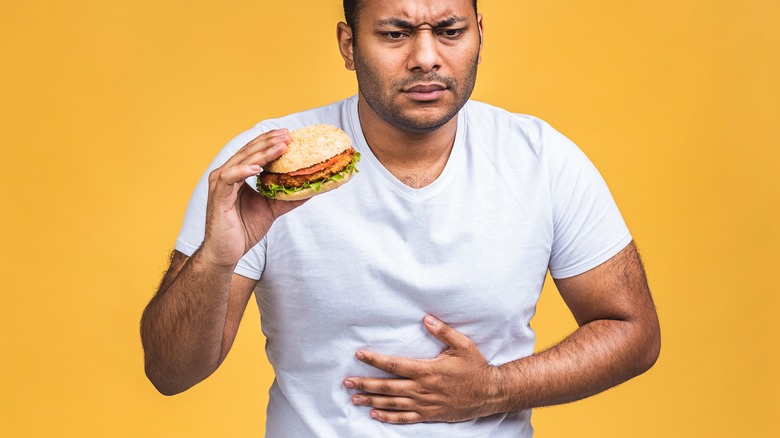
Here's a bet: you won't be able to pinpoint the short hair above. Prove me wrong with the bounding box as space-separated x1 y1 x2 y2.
343 0 478 35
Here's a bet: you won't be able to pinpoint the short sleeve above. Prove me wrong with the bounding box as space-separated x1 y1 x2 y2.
544 123 632 279
174 124 269 280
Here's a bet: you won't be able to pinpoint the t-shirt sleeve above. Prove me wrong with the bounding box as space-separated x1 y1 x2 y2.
543 122 632 279
174 124 268 280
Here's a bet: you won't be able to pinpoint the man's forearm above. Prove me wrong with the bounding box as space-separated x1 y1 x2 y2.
140 249 235 395
489 317 660 412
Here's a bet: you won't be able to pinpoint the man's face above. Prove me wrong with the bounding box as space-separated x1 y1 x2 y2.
347 0 483 133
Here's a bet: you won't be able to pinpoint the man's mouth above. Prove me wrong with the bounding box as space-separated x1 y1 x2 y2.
402 83 447 101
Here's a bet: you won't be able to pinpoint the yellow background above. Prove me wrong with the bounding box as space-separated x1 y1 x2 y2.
1 0 777 436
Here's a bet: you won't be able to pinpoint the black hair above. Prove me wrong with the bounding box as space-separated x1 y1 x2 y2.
343 0 360 30
343 0 478 36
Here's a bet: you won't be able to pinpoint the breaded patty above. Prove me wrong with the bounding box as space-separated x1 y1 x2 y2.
259 148 355 188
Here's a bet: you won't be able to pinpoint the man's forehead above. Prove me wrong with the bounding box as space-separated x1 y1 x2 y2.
362 0 473 25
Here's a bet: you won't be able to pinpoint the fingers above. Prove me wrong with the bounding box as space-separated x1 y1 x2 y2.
351 393 414 410
423 314 472 351
208 129 291 198
369 409 424 424
344 375 422 397
349 387 426 424
344 355 433 421
223 128 291 170
345 318 491 424
352 350 425 379
209 164 261 194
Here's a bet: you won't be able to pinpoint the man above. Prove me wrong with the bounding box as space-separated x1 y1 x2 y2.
141 0 660 436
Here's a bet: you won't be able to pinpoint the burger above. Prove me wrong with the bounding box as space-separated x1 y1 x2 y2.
257 124 360 201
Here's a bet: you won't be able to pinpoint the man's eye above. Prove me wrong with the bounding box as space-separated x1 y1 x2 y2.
439 29 463 38
384 31 406 39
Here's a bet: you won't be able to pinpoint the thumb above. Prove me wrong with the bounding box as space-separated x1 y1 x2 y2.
423 314 472 350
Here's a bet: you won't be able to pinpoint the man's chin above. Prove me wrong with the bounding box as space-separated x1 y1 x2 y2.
388 114 455 133
390 105 460 133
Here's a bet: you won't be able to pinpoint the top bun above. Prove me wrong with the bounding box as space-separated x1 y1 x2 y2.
264 124 352 173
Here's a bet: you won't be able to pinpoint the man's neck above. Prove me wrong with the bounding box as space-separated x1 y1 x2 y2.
357 97 458 189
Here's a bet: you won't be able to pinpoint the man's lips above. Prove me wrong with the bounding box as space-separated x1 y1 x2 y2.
402 83 447 101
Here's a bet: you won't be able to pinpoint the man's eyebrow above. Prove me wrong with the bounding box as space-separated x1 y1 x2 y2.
433 16 468 28
376 16 468 29
376 18 415 28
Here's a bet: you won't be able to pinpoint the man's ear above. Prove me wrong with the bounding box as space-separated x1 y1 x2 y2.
337 22 356 71
477 13 484 64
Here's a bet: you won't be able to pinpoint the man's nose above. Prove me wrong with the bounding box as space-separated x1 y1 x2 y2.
407 32 442 73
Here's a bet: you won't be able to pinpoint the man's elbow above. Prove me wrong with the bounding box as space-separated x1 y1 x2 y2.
635 317 661 376
144 359 202 396
145 365 187 396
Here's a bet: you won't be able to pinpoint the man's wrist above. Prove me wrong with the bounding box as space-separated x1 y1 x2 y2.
478 363 508 416
485 361 525 415
193 244 239 275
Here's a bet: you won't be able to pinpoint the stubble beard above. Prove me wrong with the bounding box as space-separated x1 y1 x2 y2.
353 50 479 134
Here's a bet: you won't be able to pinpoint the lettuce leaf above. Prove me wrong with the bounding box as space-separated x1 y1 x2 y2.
258 152 361 199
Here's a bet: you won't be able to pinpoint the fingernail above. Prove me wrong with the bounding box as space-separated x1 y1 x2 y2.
355 351 365 360
370 411 379 419
344 379 354 389
352 396 363 405
424 314 438 327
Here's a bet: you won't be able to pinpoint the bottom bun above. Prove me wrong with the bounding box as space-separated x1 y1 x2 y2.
273 171 355 201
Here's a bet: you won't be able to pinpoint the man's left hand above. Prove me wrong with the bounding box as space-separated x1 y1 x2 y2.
344 315 501 424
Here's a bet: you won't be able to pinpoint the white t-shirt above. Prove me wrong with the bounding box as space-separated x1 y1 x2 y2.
176 95 631 437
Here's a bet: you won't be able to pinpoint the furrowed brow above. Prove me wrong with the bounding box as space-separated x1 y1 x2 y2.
376 18 415 29
375 16 468 29
433 16 468 28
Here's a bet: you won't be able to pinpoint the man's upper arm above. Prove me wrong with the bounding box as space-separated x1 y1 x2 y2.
553 242 659 330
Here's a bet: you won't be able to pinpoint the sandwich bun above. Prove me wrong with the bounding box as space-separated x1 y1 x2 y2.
264 124 353 173
257 124 360 201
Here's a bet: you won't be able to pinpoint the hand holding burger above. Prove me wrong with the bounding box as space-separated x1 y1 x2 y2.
257 124 360 201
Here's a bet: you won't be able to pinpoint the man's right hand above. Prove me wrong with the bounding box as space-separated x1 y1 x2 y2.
201 128 305 268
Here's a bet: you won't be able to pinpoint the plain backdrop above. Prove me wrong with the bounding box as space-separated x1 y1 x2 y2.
1 0 778 436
